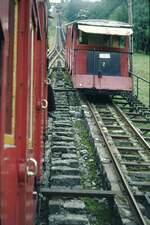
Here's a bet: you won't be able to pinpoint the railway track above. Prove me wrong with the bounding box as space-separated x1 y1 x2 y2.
41 65 131 225
112 94 150 144
83 96 150 225
47 9 65 70
40 64 150 225
38 8 150 225
41 64 115 224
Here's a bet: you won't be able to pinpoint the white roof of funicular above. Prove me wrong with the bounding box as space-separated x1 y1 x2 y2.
76 19 133 36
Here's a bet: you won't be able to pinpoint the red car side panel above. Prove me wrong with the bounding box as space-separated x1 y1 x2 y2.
0 1 47 225
74 50 87 75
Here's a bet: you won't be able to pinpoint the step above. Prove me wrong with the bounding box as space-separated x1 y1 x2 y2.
131 119 147 123
54 127 74 132
122 154 140 160
54 132 74 137
54 122 72 127
117 146 143 152
49 199 86 215
48 214 90 225
52 135 75 142
105 125 122 129
50 175 81 187
130 181 150 187
51 166 80 176
111 134 130 139
52 146 76 153
122 161 150 167
101 117 116 121
52 159 79 168
62 153 77 159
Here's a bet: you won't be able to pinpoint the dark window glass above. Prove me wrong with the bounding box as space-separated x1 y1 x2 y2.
5 1 15 134
78 31 126 48
78 31 88 44
0 29 3 107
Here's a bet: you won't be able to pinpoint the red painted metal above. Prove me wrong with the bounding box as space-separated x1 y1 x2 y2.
73 75 132 91
66 22 132 92
0 1 48 225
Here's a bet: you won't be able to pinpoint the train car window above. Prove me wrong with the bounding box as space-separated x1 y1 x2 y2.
110 36 126 48
78 31 126 49
4 1 18 145
88 34 111 47
78 31 88 44
71 29 74 42
119 36 126 48
27 22 35 148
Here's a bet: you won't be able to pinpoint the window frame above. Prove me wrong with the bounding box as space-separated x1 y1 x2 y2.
4 1 18 146
27 21 35 149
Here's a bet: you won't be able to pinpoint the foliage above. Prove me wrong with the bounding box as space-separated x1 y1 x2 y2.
62 0 93 21
133 0 150 54
87 0 125 19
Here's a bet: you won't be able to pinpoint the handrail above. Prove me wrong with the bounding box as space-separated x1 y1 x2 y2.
129 71 150 84
129 71 150 108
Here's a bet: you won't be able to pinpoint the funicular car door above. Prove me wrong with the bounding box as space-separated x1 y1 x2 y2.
95 52 120 77
87 51 121 77
16 1 39 225
24 15 37 225
23 2 41 225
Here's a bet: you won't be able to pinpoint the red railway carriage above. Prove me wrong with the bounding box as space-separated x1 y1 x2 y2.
65 19 133 93
0 1 48 225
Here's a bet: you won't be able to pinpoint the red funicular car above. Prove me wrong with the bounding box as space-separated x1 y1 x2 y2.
0 1 48 225
65 19 133 93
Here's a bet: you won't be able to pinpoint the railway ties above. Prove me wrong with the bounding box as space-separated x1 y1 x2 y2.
85 100 150 225
42 65 123 225
112 95 150 144
45 68 91 225
43 66 150 224
43 64 150 224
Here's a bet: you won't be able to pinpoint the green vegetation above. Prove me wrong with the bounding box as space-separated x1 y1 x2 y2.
133 53 150 106
75 120 100 188
133 53 149 81
75 120 114 224
84 198 114 225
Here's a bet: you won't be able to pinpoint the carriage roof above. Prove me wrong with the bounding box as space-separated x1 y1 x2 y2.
67 19 133 36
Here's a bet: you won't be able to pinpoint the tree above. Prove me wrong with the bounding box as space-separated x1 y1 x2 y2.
133 0 149 54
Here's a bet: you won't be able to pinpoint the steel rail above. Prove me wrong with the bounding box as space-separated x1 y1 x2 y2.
112 102 150 150
87 101 147 225
48 10 65 69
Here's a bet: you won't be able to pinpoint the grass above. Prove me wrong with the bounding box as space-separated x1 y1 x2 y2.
84 198 113 225
75 120 100 188
133 53 150 107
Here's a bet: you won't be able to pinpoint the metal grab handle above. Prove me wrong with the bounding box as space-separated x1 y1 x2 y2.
27 158 38 177
44 78 51 85
41 99 48 110
47 78 51 85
